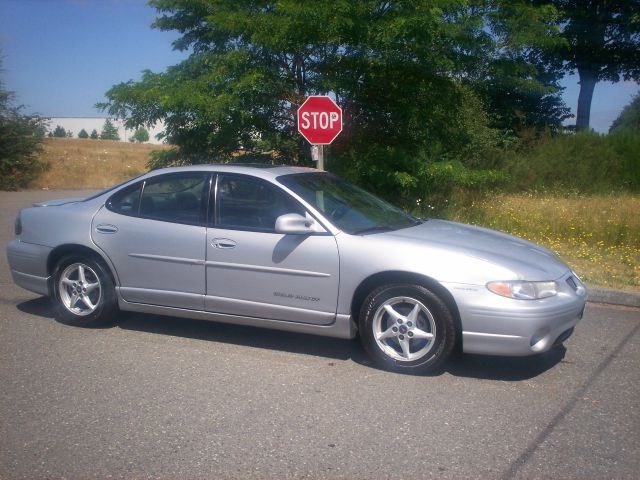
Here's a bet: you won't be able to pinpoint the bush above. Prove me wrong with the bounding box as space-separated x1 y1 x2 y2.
501 130 640 193
0 81 49 190
334 143 509 218
0 113 49 190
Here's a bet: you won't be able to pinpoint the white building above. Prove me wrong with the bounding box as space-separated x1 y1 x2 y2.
46 117 166 144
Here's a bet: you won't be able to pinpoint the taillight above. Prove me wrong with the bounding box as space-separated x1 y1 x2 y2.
15 212 22 235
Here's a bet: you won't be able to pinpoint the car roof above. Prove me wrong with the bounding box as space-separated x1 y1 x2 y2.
145 163 319 181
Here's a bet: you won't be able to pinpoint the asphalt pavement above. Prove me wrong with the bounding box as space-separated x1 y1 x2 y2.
1 190 639 479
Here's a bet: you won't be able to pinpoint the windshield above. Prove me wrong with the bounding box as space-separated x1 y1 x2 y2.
278 172 419 234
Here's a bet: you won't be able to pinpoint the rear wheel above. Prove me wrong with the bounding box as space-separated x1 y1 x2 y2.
52 256 116 327
359 284 456 374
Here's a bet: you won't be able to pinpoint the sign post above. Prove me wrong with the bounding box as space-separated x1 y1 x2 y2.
297 96 342 170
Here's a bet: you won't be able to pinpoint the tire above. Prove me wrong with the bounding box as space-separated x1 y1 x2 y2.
359 283 456 374
52 256 117 327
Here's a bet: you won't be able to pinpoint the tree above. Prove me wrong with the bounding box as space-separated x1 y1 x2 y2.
52 124 66 137
78 128 89 139
131 126 149 143
66 130 73 138
545 1 640 129
99 1 568 204
610 93 640 133
0 67 48 190
100 118 120 140
90 129 99 139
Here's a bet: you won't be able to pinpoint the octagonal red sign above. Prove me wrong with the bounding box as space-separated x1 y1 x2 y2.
297 96 343 145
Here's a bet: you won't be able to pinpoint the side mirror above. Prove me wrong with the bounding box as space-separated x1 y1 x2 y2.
275 213 315 235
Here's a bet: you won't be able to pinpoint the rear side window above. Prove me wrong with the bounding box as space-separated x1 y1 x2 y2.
140 173 210 225
106 173 210 226
106 183 142 215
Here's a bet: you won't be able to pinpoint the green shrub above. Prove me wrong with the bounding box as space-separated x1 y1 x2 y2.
0 90 49 190
501 130 640 193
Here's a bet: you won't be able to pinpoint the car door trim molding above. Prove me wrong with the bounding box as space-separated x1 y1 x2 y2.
129 253 205 266
204 260 331 278
204 294 334 325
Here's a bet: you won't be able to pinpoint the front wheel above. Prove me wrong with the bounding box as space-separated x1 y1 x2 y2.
52 256 117 327
359 284 456 374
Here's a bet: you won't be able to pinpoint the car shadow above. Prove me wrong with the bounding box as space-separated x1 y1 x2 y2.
444 346 567 381
17 296 55 318
118 311 368 362
17 297 565 380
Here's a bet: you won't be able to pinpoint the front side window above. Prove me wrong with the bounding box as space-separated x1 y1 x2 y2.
215 174 304 232
139 173 210 225
106 183 142 216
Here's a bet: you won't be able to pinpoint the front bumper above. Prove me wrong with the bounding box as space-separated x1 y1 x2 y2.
444 272 587 356
6 239 52 296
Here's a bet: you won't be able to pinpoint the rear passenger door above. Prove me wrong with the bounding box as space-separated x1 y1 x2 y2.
92 172 210 310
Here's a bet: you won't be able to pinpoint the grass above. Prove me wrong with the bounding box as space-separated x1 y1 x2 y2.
31 138 170 189
448 193 640 291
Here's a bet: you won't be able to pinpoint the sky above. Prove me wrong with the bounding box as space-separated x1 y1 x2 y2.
1 0 638 133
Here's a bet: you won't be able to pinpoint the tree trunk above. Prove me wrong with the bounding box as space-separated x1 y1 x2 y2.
576 67 597 130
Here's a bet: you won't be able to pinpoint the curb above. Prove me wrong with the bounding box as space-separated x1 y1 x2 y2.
587 287 640 308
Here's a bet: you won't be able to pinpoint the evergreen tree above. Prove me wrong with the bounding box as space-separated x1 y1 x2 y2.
52 125 66 137
90 129 99 139
78 128 89 139
100 119 120 140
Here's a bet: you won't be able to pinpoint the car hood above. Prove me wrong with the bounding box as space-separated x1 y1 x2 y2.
32 197 85 207
381 219 569 281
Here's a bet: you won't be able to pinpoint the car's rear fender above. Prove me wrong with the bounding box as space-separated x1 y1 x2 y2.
47 244 120 292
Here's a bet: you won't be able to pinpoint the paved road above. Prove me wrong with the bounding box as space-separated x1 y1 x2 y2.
1 190 639 479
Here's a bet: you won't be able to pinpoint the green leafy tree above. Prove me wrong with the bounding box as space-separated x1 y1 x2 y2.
610 93 640 133
542 0 640 129
78 128 89 139
52 124 66 137
470 1 570 134
90 129 99 139
0 70 48 190
131 126 150 143
99 1 568 205
100 118 120 140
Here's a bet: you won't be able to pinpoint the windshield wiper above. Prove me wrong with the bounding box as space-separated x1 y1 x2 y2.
352 226 394 235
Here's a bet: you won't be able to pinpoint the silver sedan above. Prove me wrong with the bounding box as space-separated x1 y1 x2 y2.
6 165 587 374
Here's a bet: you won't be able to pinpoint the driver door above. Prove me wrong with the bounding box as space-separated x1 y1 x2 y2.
205 173 340 325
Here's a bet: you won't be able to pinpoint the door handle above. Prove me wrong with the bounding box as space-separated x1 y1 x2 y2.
212 238 237 249
96 224 118 234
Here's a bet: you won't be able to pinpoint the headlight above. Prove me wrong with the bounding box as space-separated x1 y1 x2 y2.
487 280 558 300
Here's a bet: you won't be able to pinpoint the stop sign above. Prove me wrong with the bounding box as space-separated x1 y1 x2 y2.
297 96 343 145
